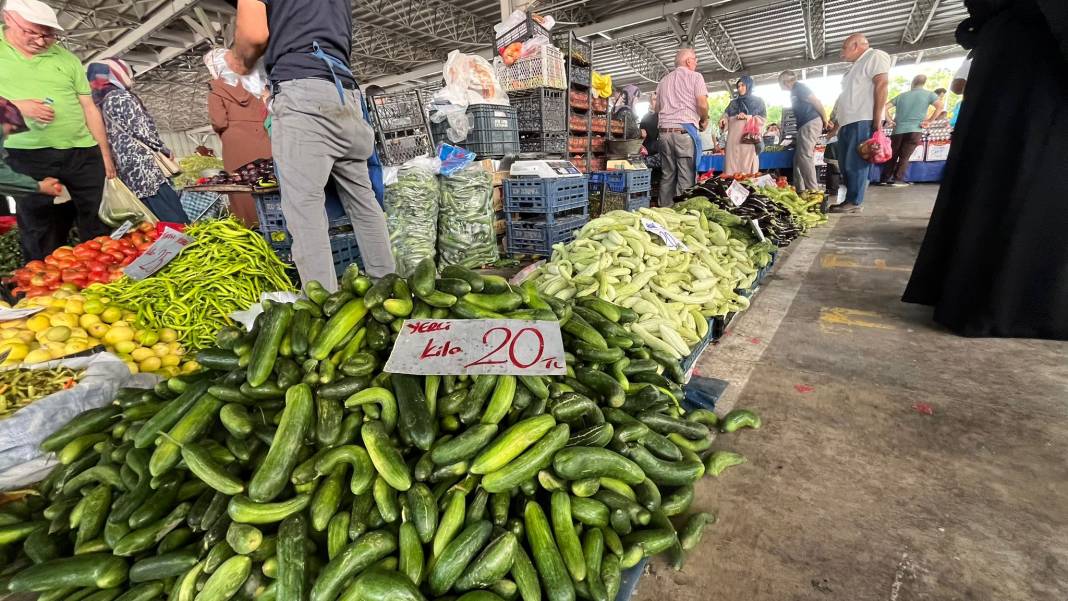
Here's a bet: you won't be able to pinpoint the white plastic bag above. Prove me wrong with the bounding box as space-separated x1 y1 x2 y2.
0 353 156 490
98 178 159 228
431 51 510 142
204 48 270 98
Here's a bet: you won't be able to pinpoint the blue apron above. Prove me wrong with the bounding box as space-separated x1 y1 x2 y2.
682 123 702 174
303 42 385 206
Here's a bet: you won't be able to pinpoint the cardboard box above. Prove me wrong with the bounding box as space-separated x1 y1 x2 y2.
493 186 504 212
495 219 507 237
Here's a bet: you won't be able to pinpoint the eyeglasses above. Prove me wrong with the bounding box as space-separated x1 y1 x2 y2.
10 21 59 43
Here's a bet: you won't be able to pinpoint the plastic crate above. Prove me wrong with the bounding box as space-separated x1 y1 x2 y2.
569 89 590 110
505 177 588 213
589 169 652 193
519 132 566 154
495 14 551 54
273 231 363 281
568 114 588 132
370 90 428 133
569 64 591 88
496 46 566 92
591 97 608 113
505 209 588 256
591 136 605 153
591 115 607 134
510 88 566 132
378 128 433 166
253 191 350 248
565 34 592 66
568 136 589 154
431 105 519 159
601 190 650 214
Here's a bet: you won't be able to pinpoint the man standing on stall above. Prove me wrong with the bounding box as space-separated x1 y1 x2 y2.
227 0 395 287
0 0 114 259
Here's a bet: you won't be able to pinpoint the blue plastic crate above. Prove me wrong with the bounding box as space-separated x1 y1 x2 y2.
505 177 588 213
505 210 587 256
589 169 652 193
253 190 350 246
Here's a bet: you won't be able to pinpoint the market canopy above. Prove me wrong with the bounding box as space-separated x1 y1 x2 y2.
37 0 965 132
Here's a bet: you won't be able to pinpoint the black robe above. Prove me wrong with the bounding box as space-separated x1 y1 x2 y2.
902 0 1068 340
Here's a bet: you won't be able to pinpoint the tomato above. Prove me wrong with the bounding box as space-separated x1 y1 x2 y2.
52 246 74 257
43 255 61 267
104 250 125 263
23 286 51 298
23 260 46 272
137 222 154 233
83 239 103 251
72 246 98 260
120 255 136 267
60 268 85 283
86 260 107 273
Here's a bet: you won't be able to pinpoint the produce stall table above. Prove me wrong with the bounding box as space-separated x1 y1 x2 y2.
697 149 796 173
867 160 945 183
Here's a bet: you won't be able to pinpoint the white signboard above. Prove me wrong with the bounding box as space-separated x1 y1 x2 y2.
753 174 775 188
641 219 689 252
750 220 766 242
123 227 194 281
110 220 134 240
384 319 567 376
727 180 750 206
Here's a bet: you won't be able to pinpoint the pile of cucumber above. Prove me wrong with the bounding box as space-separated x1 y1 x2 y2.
0 258 761 601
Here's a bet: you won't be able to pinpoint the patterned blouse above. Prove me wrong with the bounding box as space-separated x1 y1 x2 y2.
101 90 170 199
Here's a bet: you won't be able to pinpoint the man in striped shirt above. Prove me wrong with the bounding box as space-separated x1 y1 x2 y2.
654 48 708 207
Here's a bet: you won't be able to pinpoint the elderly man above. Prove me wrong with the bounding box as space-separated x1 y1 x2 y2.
881 74 944 187
0 0 114 259
779 70 829 192
654 48 708 207
829 33 891 213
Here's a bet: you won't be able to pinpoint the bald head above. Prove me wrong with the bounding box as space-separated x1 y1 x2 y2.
911 74 927 88
675 48 697 70
840 33 870 62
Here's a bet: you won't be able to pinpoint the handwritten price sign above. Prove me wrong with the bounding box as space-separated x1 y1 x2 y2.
123 227 194 281
384 319 567 376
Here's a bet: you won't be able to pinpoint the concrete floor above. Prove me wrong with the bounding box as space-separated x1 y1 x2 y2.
635 185 1068 601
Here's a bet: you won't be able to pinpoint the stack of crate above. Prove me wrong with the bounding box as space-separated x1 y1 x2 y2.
369 90 433 166
504 176 589 257
587 169 653 218
252 190 362 277
563 34 592 172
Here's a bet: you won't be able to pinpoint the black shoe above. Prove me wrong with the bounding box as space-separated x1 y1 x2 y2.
828 203 863 214
888 181 910 188
873 181 890 187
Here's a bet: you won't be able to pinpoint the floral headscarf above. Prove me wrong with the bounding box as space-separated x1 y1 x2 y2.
87 58 135 107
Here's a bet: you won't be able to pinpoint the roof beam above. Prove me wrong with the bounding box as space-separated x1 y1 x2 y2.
701 18 743 72
799 0 825 60
571 0 771 39
357 0 493 47
665 15 687 45
88 0 202 62
901 0 942 44
612 39 670 83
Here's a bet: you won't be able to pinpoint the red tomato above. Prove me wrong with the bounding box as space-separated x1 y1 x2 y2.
104 250 124 263
137 222 154 233
84 240 103 250
60 268 84 283
24 260 45 271
86 261 107 273
43 255 60 267
72 246 98 260
23 286 51 298
120 255 136 267
52 246 74 257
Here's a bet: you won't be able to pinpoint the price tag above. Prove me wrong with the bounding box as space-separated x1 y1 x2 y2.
641 219 689 252
384 319 567 376
727 180 750 206
750 219 766 242
0 306 44 321
509 259 545 286
123 227 194 281
753 174 775 188
110 220 134 240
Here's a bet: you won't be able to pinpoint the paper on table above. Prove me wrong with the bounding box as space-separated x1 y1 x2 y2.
641 218 689 252
123 227 194 281
727 180 750 206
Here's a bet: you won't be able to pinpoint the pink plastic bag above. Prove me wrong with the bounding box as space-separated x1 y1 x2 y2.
858 130 892 164
740 116 762 145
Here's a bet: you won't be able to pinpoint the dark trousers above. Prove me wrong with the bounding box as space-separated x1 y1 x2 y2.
142 183 190 224
6 146 107 260
881 132 923 183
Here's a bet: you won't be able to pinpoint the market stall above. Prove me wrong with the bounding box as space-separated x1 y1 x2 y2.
698 149 796 174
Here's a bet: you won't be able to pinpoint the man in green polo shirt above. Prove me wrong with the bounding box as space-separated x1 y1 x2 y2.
0 0 115 260
880 74 943 187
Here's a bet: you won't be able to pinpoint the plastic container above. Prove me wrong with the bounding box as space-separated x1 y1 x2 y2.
505 208 588 256
569 89 590 110
369 90 429 133
253 191 350 249
568 136 589 154
600 190 650 214
431 105 520 159
568 114 588 132
495 14 551 54
496 46 566 92
591 115 607 134
569 64 591 88
504 176 588 213
378 128 434 166
591 96 608 113
510 88 566 132
519 132 566 154
589 169 652 193
565 34 592 66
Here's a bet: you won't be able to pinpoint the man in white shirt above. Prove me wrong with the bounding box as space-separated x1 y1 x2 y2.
829 33 891 213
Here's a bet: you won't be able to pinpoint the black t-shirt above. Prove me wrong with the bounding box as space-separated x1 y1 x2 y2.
259 0 356 85
640 112 659 153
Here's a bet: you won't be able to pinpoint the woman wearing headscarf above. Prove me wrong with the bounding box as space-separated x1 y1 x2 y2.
87 59 189 223
718 75 767 175
0 98 62 203
205 48 272 227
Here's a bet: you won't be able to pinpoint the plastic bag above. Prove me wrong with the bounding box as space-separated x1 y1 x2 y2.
386 160 440 276
438 165 498 269
204 48 270 98
98 178 159 228
741 116 762 145
592 71 613 99
431 51 510 141
858 130 892 164
0 353 155 490
438 143 476 177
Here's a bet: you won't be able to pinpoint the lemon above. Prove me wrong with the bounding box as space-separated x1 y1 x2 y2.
0 320 22 330
52 290 70 300
45 326 71 342
101 306 123 324
87 323 110 339
79 314 102 329
26 314 51 333
131 347 155 362
58 283 79 293
111 321 129 329
151 343 170 357
0 330 17 340
24 349 53 364
158 328 178 343
168 342 185 356
136 330 159 346
16 331 35 345
181 360 201 373
139 356 162 373
69 327 88 339
122 311 137 322
103 326 135 346
64 340 89 355
113 340 138 355
83 299 106 315
49 313 77 329
0 342 28 361
160 354 181 367
64 299 84 315
49 298 67 310
125 361 139 374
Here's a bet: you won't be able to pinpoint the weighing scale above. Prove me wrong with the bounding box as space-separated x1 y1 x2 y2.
508 160 584 179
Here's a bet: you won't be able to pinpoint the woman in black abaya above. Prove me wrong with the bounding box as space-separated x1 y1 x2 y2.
902 0 1068 340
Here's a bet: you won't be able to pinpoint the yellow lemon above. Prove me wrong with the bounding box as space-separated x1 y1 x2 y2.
0 330 17 340
87 323 110 339
23 349 53 364
160 354 181 368
69 327 87 339
64 299 84 315
168 342 185 356
181 360 201 373
25 314 51 333
45 326 71 342
100 306 123 324
131 347 155 362
0 342 28 361
162 366 181 378
136 330 159 346
0 320 21 330
64 340 89 355
29 296 52 308
125 361 139 374
49 297 67 310
122 311 137 322
52 290 70 300
151 343 171 357
83 299 106 315
16 331 35 345
139 356 162 373
158 328 178 343
79 314 101 329
111 321 129 329
103 326 135 346
68 293 85 302
113 340 138 355
49 313 78 329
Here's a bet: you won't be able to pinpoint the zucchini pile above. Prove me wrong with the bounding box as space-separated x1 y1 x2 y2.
0 259 761 601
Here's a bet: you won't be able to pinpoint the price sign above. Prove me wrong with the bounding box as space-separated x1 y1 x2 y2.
727 180 750 206
123 227 194 281
641 219 689 252
750 219 766 242
753 174 775 188
110 220 134 240
384 319 567 376
509 259 545 286
0 306 44 322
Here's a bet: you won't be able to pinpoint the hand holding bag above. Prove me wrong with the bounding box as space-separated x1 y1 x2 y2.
740 116 762 145
858 130 893 164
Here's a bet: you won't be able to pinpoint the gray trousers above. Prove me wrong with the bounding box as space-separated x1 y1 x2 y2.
272 79 396 289
793 118 823 192
658 131 695 207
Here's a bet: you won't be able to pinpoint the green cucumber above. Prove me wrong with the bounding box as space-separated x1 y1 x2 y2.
433 490 466 558
428 520 493 595
392 374 435 451
406 483 438 544
362 421 411 491
510 544 540 601
552 447 644 485
150 393 223 477
482 424 570 494
482 375 516 425
338 567 425 601
471 415 556 475
582 528 608 601
196 554 251 601
7 553 129 591
247 303 293 387
309 530 397 601
248 384 313 502
310 299 369 360
431 424 498 466
549 492 585 582
277 515 307 601
129 549 199 582
455 531 518 591
398 521 425 586
227 494 311 525
523 501 574 601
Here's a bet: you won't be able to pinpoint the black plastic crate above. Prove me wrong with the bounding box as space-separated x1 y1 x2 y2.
510 88 566 133
519 132 566 155
431 105 519 159
370 90 429 133
569 65 591 88
273 231 363 282
566 34 592 66
495 14 551 54
378 128 433 166
505 209 588 256
505 177 588 213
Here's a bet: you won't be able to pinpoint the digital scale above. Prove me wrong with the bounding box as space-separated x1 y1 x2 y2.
507 160 584 179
